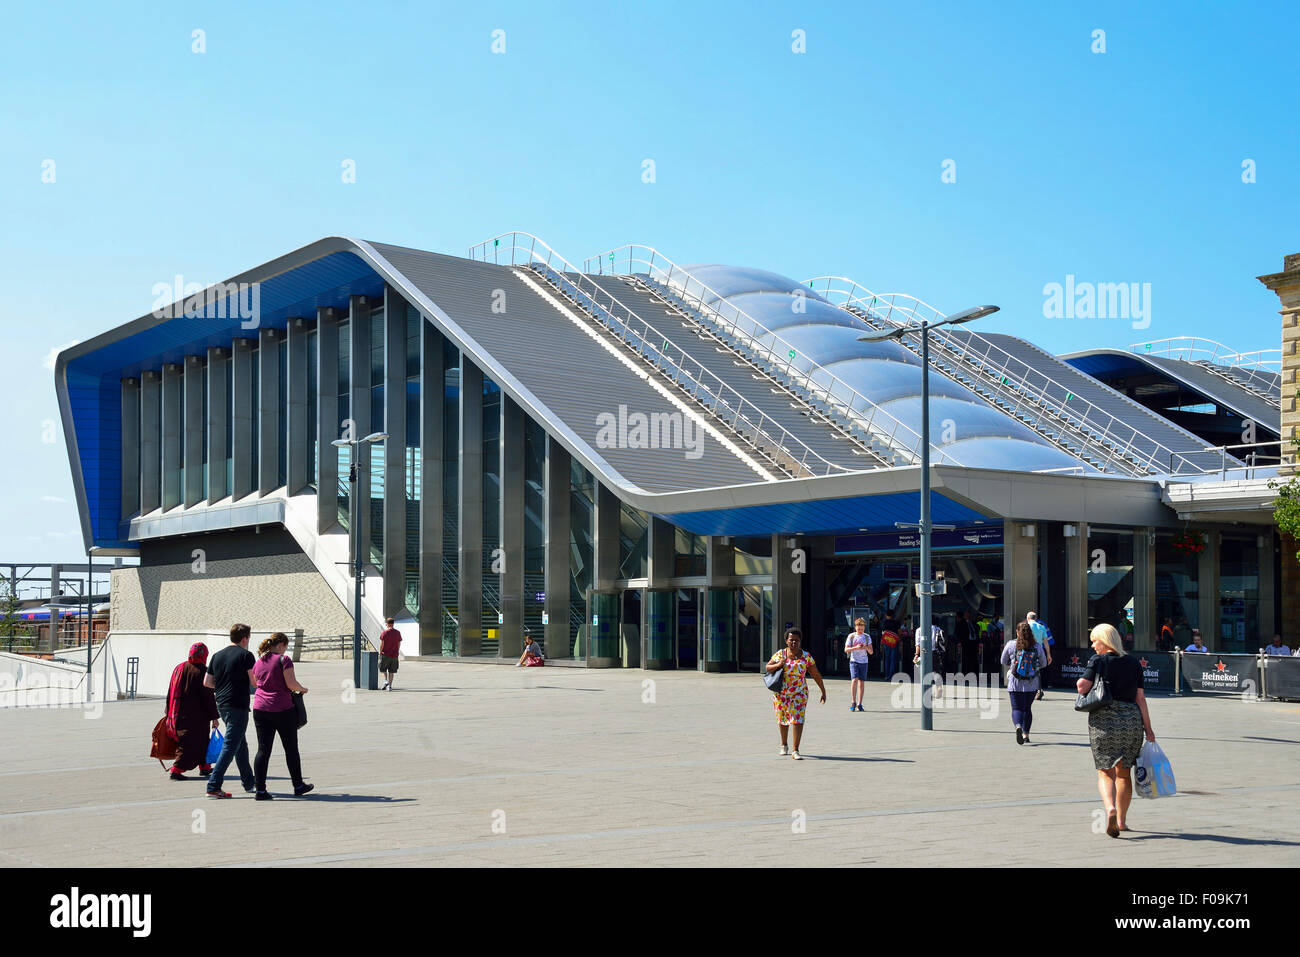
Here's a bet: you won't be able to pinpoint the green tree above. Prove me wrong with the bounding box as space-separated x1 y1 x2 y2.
0 581 22 647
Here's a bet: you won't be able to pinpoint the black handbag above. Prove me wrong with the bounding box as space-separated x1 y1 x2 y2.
292 692 307 729
763 661 785 694
1074 670 1112 713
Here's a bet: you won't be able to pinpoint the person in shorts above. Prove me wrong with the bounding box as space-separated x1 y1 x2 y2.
378 617 401 690
843 617 873 712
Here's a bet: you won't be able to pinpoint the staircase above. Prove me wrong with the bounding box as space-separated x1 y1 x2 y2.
518 259 867 477
1190 360 1281 410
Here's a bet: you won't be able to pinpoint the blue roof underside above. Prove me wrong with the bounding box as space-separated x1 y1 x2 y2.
656 492 991 537
69 251 384 547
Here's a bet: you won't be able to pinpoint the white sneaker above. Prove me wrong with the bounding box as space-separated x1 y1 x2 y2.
791 750 804 761
779 745 790 756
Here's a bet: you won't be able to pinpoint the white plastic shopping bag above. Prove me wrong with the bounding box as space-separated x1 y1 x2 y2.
1134 740 1177 799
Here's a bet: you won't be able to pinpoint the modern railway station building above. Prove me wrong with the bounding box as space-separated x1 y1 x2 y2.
56 237 1297 675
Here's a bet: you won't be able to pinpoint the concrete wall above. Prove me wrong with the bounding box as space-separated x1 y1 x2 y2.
109 527 354 639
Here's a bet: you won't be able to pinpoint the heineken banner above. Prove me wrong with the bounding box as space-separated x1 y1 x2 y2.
1055 648 1094 689
1053 648 1177 692
1181 653 1260 695
1265 655 1300 700
1134 651 1177 692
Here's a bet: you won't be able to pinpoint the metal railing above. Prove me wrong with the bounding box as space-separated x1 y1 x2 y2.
1131 337 1282 403
807 276 1221 477
580 244 954 467
468 232 865 477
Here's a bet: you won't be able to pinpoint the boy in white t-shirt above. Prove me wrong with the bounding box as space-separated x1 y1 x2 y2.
844 618 873 713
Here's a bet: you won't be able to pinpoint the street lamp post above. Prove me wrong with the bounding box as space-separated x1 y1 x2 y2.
860 304 999 730
331 431 388 690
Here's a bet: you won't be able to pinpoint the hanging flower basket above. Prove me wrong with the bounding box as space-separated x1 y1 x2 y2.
1171 529 1207 555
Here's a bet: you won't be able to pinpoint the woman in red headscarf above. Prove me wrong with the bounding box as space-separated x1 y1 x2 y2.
164 642 220 781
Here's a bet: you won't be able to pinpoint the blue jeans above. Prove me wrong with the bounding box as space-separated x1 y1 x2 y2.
207 705 254 793
881 645 899 678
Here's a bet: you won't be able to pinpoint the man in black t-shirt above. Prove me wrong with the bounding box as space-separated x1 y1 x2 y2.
204 623 258 798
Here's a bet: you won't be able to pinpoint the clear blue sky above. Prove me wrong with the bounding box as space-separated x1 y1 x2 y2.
1 0 1296 565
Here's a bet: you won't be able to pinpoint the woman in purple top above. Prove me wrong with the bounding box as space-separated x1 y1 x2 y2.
1000 621 1048 745
251 632 313 800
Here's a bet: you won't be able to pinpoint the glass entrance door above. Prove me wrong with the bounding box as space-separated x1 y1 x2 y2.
676 588 701 670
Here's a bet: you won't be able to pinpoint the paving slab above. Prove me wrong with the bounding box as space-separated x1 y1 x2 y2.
1 660 1298 867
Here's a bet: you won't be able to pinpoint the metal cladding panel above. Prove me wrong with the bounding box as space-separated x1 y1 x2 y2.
585 275 865 471
657 491 990 537
367 243 763 492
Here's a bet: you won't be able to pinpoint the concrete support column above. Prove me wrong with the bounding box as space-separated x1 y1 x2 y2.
592 483 620 592
544 437 571 659
418 322 444 655
120 378 140 520
1064 523 1089 646
383 288 407 618
161 363 182 511
499 395 525 658
772 534 802 661
589 482 621 664
315 308 340 533
1134 528 1155 650
1259 531 1277 644
703 536 736 672
644 517 675 668
139 371 160 513
206 347 229 502
231 339 255 500
348 296 372 553
183 354 205 508
458 360 483 656
1199 530 1220 649
257 328 283 496
159 364 183 512
1003 521 1038 625
286 316 313 494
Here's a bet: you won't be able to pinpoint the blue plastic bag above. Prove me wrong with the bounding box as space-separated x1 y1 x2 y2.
1134 740 1176 798
205 728 224 765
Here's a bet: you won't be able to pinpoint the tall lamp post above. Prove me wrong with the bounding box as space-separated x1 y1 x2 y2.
859 304 999 730
331 431 388 690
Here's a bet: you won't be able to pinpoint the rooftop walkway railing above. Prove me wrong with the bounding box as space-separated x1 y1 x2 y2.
1129 337 1281 408
806 276 1217 477
581 245 951 468
468 232 865 477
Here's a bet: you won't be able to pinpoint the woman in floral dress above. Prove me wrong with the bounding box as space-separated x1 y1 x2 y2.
765 628 826 760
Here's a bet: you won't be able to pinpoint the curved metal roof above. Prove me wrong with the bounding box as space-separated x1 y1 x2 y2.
663 265 1090 474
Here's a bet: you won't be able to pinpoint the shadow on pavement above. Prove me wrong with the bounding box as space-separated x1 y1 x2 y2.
811 756 913 763
283 794 416 804
1124 831 1300 847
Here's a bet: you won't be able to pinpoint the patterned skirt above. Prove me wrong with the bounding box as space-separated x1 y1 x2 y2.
773 688 809 726
1088 700 1143 770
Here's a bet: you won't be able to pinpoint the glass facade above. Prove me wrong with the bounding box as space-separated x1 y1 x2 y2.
111 289 1274 674
570 460 595 659
1155 532 1199 648
1087 528 1135 645
441 350 460 654
481 376 501 654
1219 535 1259 653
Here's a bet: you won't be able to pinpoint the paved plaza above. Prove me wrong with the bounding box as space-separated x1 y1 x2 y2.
2 660 1299 867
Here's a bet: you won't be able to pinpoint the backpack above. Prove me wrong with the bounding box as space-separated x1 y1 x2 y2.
1011 646 1040 681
